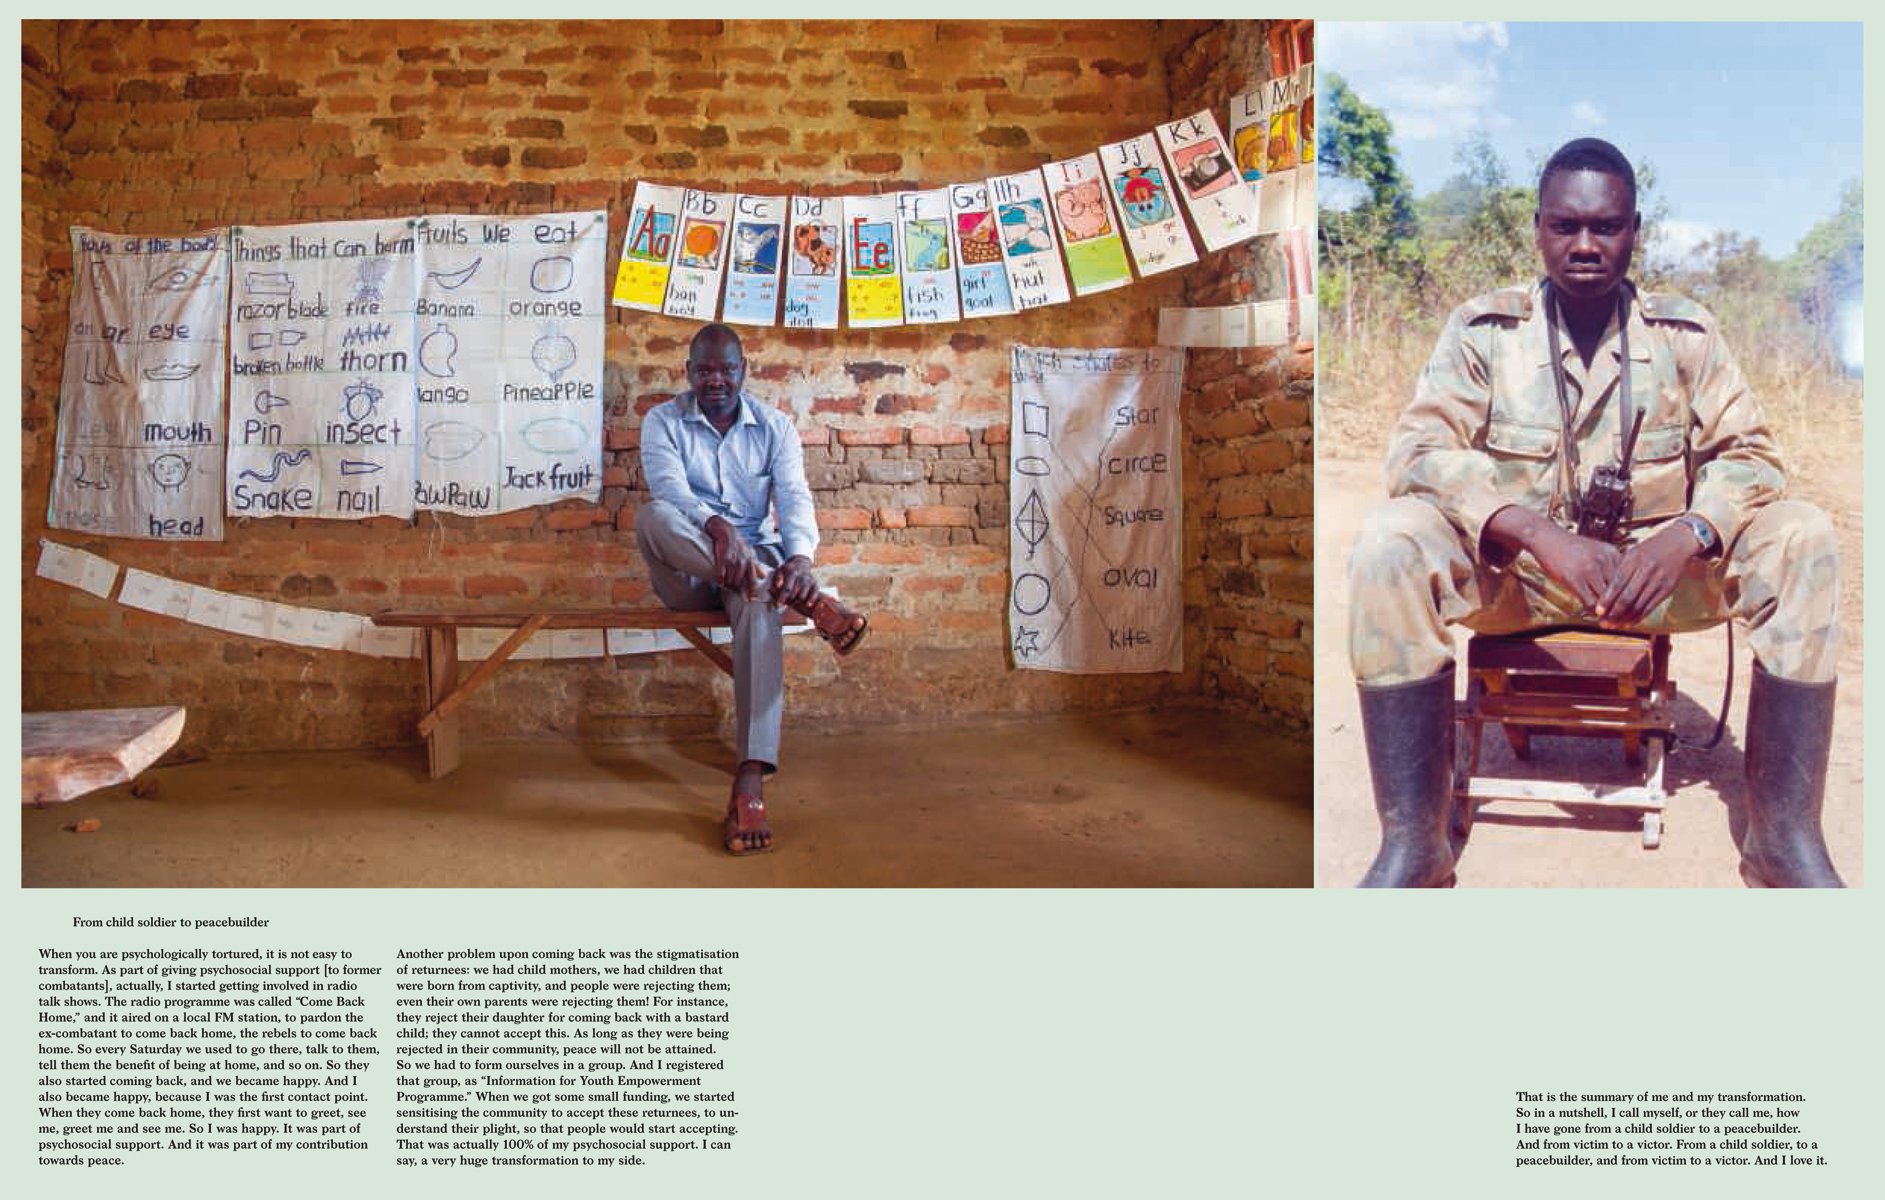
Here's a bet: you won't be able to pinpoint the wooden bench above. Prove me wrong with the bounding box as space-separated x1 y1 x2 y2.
371 608 802 779
22 706 187 806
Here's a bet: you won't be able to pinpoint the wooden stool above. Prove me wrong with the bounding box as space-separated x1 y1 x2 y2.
1455 628 1676 848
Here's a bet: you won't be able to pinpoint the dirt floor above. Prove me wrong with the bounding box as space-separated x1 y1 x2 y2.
1316 458 1865 888
22 707 1312 889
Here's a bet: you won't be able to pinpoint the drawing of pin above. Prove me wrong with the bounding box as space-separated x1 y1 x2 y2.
255 390 290 415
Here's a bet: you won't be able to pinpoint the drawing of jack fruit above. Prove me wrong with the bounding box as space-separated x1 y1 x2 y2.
1014 489 1050 559
521 417 586 456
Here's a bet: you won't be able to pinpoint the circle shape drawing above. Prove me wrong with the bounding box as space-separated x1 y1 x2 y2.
1012 572 1051 616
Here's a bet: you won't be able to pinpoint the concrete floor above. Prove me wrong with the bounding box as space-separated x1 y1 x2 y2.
22 707 1312 888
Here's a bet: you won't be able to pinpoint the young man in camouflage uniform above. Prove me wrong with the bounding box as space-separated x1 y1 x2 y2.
1346 138 1843 888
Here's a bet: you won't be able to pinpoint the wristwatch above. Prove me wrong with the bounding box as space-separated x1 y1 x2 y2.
1676 513 1719 557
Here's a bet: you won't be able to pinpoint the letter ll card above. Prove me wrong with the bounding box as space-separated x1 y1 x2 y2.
1043 152 1133 296
841 193 905 328
1099 135 1198 277
1155 109 1256 252
987 169 1071 311
1229 87 1264 194
947 182 1017 319
897 188 961 325
613 181 683 311
721 194 788 327
783 196 843 330
662 189 734 322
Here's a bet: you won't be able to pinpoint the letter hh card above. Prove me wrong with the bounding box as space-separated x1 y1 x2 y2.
226 217 421 521
52 225 231 540
1156 109 1257 252
1043 153 1134 296
897 188 962 325
663 189 734 322
783 196 842 330
721 194 788 327
948 182 1017 319
1099 135 1198 278
613 181 683 311
987 169 1072 311
842 193 905 328
415 210 606 516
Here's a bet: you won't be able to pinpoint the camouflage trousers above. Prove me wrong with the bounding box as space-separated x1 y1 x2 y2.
1348 497 1841 686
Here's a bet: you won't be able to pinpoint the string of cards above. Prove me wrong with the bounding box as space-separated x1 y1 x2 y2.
613 96 1315 329
48 81 1313 543
34 539 820 660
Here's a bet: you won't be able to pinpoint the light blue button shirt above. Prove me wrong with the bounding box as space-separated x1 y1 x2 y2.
640 389 819 562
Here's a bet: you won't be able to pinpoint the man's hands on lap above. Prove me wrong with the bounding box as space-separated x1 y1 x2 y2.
1484 505 1701 627
769 555 819 610
706 516 762 596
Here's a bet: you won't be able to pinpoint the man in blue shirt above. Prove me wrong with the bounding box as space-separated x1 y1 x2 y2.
637 323 868 855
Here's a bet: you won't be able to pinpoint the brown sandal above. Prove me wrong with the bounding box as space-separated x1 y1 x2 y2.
723 793 772 856
794 592 869 655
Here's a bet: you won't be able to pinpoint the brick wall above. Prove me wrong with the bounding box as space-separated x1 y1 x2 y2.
20 18 1311 753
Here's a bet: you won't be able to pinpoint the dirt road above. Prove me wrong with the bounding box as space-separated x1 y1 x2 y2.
1315 457 1865 888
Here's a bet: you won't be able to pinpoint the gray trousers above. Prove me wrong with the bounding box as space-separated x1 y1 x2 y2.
635 500 786 771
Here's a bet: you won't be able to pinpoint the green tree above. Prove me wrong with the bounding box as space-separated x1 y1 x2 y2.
1317 72 1417 349
1787 178 1861 361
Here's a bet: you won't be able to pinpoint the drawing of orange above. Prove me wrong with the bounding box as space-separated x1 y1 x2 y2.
684 223 721 259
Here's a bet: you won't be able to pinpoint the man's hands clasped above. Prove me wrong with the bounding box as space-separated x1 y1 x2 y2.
706 516 820 609
1488 507 1708 629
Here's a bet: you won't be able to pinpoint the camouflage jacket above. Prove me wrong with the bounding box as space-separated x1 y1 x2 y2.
1386 279 1786 551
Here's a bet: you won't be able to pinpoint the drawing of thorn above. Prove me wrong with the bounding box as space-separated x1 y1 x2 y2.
340 460 384 476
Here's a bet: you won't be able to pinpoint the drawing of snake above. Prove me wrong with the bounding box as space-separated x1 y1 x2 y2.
238 449 312 482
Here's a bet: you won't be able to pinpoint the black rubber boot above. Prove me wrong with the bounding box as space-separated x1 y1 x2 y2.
1740 664 1843 888
1357 669 1458 888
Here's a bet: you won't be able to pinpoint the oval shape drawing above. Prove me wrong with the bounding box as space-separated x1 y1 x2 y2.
419 325 458 378
530 256 575 293
1015 456 1051 477
423 421 484 462
1012 572 1051 616
521 418 586 457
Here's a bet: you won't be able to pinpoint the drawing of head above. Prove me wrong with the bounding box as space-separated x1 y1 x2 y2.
998 200 1051 255
733 222 779 274
149 453 190 492
1053 178 1113 242
956 211 1003 265
793 223 837 274
678 219 723 268
903 219 950 272
1176 144 1236 196
1114 168 1174 227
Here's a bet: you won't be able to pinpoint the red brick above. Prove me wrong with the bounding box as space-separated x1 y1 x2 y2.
837 427 903 447
906 505 976 528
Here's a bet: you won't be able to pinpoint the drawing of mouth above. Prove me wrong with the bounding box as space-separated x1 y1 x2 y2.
144 362 201 382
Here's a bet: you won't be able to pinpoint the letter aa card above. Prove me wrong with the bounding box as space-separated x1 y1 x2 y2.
842 193 905 328
1156 109 1257 252
948 182 1016 319
613 181 683 312
897 188 961 325
663 189 734 322
987 169 1071 311
721 194 787 327
1043 152 1133 296
783 196 842 330
1099 134 1198 277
